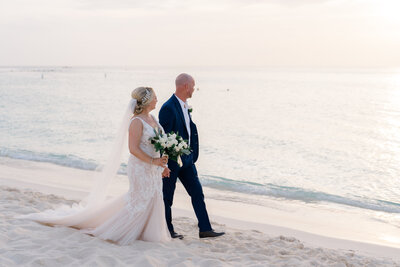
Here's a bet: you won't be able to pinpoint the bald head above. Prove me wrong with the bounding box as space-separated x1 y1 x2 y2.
174 73 195 101
175 73 194 88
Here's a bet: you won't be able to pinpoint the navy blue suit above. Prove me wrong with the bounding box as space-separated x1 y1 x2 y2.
159 95 212 233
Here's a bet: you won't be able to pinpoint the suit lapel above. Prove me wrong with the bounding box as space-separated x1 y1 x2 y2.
171 95 189 136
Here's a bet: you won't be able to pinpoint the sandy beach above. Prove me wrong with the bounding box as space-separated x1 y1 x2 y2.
1 157 400 266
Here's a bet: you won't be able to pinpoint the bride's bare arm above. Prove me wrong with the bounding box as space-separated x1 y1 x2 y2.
129 119 167 167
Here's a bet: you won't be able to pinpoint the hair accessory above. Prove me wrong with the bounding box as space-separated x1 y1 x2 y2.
142 89 151 103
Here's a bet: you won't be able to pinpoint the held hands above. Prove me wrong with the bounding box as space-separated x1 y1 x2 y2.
162 167 171 178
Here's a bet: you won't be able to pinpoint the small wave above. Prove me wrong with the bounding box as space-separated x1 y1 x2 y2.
2 148 399 214
0 148 129 175
0 148 99 171
201 175 400 214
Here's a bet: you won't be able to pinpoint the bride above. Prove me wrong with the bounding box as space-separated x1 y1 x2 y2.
19 87 171 244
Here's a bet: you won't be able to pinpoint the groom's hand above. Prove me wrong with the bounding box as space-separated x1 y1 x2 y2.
162 167 171 178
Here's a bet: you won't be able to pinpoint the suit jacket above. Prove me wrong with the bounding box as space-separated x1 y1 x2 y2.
159 95 199 167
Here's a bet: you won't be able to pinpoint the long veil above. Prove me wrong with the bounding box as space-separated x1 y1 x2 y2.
83 98 137 208
18 99 137 226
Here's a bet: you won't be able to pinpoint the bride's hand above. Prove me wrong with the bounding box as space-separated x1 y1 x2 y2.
162 167 171 178
153 156 168 167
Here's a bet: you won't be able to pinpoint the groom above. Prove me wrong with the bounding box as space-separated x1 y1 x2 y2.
159 73 225 239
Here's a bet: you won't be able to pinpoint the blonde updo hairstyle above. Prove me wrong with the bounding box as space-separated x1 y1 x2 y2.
131 86 155 115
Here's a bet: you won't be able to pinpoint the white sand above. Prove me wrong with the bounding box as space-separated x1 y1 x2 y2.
1 157 400 266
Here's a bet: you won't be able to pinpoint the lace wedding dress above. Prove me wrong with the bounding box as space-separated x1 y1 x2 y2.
20 116 170 244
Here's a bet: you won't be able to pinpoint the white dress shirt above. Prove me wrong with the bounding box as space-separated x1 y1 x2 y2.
174 94 191 145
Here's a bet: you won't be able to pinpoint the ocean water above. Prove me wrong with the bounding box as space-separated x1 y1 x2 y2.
1 66 400 219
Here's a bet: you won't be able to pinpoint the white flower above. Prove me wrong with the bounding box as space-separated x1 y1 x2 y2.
167 137 174 144
174 146 180 152
179 140 187 148
159 136 168 145
166 140 174 148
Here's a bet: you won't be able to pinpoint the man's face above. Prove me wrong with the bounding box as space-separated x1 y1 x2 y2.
187 79 195 98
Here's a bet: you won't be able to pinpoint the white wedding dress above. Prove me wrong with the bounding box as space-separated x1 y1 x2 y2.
20 116 170 244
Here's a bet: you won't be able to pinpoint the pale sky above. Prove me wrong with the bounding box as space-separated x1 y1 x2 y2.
1 0 400 67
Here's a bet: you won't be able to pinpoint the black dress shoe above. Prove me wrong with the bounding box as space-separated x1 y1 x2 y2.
199 230 225 238
170 231 184 239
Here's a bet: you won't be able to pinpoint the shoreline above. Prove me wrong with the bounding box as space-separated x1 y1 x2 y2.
1 157 400 264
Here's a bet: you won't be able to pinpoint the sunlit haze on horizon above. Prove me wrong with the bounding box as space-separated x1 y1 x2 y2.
1 0 400 68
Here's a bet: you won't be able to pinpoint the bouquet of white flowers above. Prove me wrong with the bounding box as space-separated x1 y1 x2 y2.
150 129 191 166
